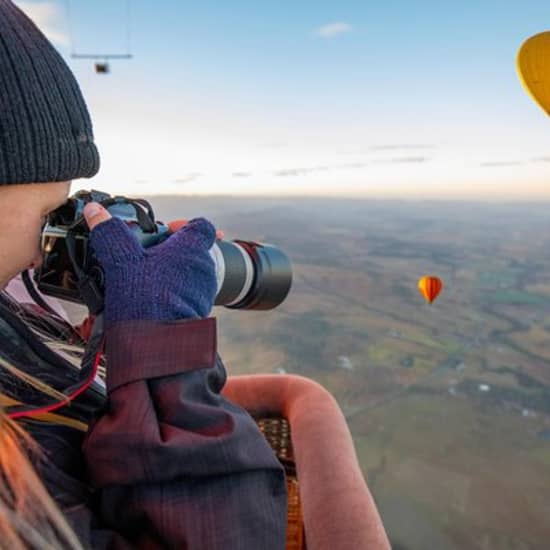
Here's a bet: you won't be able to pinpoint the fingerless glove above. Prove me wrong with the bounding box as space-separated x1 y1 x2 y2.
88 217 217 327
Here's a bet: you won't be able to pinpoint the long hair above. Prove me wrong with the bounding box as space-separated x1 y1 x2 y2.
0 410 84 550
0 289 97 550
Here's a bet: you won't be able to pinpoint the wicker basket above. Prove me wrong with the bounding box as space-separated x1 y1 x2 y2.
257 417 305 550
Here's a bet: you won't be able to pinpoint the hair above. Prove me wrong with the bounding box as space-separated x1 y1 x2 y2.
0 411 84 550
0 289 102 550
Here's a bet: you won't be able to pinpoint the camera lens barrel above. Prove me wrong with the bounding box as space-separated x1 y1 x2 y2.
211 240 292 310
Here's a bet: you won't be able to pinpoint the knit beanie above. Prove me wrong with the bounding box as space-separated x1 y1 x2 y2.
0 0 100 185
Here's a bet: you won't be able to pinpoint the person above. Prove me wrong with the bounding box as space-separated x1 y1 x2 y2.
0 1 287 548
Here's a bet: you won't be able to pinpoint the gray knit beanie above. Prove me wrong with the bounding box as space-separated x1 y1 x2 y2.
0 0 100 185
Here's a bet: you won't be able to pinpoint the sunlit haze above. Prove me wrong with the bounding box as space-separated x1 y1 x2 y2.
16 0 550 200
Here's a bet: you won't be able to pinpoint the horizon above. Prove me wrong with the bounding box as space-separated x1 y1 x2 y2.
136 192 550 203
116 186 550 203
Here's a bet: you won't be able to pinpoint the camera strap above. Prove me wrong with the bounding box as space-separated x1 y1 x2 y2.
63 219 105 316
2 282 106 420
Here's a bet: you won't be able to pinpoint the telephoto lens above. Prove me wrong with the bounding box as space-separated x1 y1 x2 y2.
211 238 292 310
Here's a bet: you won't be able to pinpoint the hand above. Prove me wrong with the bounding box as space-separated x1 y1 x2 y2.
83 202 218 326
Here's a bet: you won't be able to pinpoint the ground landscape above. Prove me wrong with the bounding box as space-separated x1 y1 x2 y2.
64 195 550 549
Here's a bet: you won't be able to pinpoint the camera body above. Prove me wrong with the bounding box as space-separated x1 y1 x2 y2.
35 189 292 314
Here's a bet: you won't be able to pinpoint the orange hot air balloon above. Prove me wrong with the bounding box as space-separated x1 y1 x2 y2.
418 275 443 304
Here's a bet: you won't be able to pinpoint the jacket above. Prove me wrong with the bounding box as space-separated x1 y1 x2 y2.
0 291 287 549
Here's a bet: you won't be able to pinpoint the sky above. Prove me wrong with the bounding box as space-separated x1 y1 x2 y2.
14 0 550 199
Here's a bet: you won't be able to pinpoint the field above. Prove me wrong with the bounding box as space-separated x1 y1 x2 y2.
63 195 550 549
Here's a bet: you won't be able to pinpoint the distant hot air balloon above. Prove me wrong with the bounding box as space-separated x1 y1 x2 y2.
418 275 443 304
517 31 550 115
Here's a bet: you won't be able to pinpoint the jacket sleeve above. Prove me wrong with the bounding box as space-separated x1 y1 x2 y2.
81 317 287 550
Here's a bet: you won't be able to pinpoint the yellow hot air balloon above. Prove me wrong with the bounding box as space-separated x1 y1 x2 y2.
517 31 550 115
418 275 443 304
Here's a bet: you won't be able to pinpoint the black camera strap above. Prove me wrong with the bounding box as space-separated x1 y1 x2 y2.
22 269 71 322
2 281 106 420
63 217 105 316
101 196 157 233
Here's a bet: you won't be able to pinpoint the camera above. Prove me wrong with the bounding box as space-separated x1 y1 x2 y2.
34 189 292 315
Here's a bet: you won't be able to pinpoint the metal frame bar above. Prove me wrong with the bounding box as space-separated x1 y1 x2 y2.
71 54 133 59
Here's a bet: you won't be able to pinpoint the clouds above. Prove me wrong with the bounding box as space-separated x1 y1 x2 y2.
369 144 436 151
374 157 429 164
173 173 201 184
272 157 432 177
275 167 328 177
338 144 437 156
314 22 352 38
479 157 550 168
480 161 523 167
15 1 70 46
478 157 550 167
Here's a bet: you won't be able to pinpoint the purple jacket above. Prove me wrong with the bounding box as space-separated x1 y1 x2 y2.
0 294 287 549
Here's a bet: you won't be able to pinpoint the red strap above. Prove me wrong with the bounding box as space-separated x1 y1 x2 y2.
74 314 96 343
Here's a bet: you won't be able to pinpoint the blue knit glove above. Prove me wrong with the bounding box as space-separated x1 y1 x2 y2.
85 214 217 327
